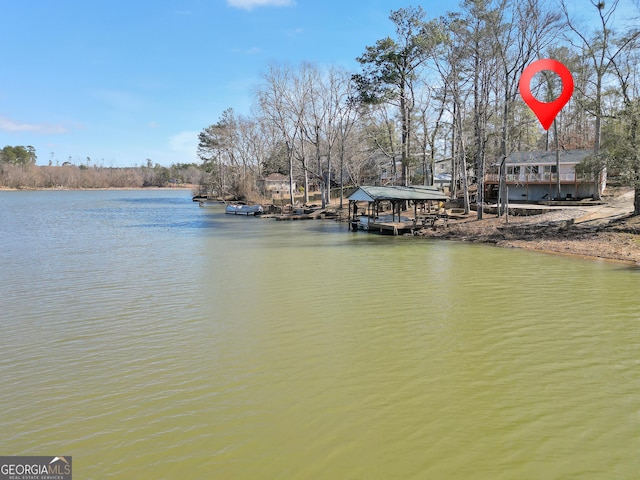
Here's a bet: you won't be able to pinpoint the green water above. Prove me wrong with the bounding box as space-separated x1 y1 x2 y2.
1 190 639 479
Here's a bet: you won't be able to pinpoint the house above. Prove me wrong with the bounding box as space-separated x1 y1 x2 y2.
381 156 453 187
484 149 603 202
434 173 452 190
259 173 296 198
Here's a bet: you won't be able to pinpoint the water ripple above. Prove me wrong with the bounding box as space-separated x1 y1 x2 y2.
1 191 640 478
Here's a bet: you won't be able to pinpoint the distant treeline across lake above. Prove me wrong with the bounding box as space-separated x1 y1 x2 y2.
0 162 202 189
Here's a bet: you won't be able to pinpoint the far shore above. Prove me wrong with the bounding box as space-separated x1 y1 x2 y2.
0 185 195 192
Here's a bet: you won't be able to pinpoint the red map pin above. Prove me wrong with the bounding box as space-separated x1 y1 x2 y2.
519 58 574 130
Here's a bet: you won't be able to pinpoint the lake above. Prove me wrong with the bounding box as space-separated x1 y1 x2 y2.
1 189 639 479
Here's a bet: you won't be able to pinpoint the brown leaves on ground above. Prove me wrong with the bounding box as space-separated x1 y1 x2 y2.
417 210 640 266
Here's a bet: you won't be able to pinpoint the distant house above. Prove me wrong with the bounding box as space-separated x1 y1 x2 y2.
260 173 295 197
484 149 603 202
434 173 452 190
381 157 454 188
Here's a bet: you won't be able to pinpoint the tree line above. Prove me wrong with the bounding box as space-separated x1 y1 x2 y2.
0 147 202 189
197 1 640 215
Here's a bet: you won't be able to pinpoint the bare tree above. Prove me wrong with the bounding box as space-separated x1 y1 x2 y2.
492 0 562 215
607 35 640 214
258 63 305 204
353 6 444 187
458 0 500 219
561 0 640 198
333 70 361 207
360 103 401 185
433 12 472 213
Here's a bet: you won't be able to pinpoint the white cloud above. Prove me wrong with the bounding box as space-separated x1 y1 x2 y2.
0 116 68 134
168 131 199 161
231 46 262 55
227 0 295 11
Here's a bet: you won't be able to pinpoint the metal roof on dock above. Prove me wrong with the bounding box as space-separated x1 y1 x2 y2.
348 185 448 202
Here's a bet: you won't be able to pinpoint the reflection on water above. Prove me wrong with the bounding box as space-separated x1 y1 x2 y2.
1 190 639 479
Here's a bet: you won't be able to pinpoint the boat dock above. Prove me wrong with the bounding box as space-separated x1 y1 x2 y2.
347 185 450 236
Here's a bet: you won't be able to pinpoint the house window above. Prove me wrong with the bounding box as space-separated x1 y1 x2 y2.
505 166 520 181
525 165 539 174
542 165 557 181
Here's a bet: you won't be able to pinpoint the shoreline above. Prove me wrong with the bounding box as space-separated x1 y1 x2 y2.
0 185 194 191
331 186 638 266
497 232 640 266
4 186 638 265
254 189 640 265
412 211 640 267
500 242 640 266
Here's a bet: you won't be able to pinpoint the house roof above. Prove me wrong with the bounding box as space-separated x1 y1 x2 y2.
504 149 592 166
348 185 449 202
263 173 287 181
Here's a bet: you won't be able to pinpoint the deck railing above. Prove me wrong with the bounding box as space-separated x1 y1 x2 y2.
485 173 594 183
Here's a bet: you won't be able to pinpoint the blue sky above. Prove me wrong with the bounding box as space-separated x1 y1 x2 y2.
0 0 441 167
2 1 637 167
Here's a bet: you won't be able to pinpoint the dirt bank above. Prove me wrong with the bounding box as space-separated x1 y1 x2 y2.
415 189 640 266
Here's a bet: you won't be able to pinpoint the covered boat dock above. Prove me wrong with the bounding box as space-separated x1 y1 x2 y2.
348 185 449 235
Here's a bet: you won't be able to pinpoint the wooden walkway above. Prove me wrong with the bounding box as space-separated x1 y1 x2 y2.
365 214 449 235
368 221 418 236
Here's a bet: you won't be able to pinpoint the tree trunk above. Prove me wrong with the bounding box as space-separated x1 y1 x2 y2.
400 77 410 187
450 87 459 203
554 119 561 200
316 125 325 208
287 142 294 205
303 161 309 204
594 80 603 200
451 109 458 201
326 152 332 205
498 79 509 217
473 44 483 220
456 98 470 215
339 149 344 209
498 159 506 215
423 152 429 186
385 119 397 185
